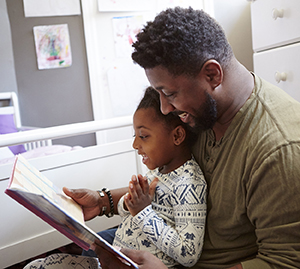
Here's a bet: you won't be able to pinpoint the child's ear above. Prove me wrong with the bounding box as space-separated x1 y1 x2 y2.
173 126 186 146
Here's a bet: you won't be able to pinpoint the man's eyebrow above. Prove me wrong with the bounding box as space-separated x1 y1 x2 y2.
154 86 164 91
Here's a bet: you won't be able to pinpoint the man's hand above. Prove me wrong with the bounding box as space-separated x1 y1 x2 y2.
63 187 101 221
91 242 167 269
63 186 128 220
122 248 168 269
124 175 159 216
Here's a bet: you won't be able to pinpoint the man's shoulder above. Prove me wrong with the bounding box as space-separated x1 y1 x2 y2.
255 74 300 113
253 75 300 139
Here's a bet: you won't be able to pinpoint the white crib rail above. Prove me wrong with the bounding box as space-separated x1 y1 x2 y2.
0 116 133 148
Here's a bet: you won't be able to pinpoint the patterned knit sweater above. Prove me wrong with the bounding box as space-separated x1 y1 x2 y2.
113 157 207 268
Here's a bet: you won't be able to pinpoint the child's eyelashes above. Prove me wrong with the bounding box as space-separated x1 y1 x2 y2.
133 134 149 139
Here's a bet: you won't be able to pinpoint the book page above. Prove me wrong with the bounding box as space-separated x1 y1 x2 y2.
9 155 84 223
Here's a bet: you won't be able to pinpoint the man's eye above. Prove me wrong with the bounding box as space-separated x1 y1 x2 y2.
164 93 174 98
139 135 148 139
162 89 174 97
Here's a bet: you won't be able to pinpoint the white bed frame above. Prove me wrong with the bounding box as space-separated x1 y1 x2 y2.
0 117 146 268
0 91 52 151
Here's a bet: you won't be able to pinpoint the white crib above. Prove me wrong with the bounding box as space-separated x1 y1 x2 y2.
0 92 52 151
0 117 146 268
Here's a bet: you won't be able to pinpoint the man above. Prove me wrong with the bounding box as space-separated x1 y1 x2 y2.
68 7 300 269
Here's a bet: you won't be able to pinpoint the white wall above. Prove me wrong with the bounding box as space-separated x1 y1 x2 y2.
213 0 253 71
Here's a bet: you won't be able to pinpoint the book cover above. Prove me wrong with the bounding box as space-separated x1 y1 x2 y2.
5 155 138 268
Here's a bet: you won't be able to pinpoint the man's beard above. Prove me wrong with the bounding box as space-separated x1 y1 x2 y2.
190 91 217 134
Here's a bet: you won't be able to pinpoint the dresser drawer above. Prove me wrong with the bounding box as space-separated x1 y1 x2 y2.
253 42 300 102
251 0 300 52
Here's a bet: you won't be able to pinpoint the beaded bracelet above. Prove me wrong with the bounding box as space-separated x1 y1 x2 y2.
102 188 114 218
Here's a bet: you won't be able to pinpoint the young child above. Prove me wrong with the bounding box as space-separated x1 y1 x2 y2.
24 87 207 269
112 87 207 268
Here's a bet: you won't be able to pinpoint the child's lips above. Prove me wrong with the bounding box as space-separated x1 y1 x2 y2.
142 154 149 164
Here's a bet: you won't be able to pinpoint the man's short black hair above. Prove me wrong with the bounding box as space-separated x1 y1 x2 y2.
132 7 233 77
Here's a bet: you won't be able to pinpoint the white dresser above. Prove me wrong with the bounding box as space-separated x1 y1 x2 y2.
250 0 300 102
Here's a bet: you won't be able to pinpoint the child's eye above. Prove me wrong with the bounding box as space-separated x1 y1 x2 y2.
133 133 148 139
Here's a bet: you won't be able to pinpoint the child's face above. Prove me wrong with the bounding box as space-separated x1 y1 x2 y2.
132 108 177 172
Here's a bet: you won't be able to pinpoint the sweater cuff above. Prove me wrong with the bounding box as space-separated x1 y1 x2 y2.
117 194 130 217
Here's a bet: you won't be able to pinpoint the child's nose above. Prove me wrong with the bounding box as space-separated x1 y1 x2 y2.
132 136 139 150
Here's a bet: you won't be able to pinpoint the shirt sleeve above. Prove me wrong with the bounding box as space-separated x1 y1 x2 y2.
241 258 282 269
131 177 207 267
117 194 130 218
243 143 300 268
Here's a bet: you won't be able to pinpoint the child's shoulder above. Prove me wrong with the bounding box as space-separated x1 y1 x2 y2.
181 156 205 182
145 156 205 184
182 155 201 170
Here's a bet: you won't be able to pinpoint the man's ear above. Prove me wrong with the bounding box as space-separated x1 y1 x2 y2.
173 126 186 146
201 60 223 89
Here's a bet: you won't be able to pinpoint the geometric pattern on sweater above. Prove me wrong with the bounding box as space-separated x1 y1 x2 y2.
113 156 207 268
23 253 100 269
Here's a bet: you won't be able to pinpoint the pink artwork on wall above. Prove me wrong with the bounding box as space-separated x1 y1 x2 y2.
33 24 72 70
112 15 143 58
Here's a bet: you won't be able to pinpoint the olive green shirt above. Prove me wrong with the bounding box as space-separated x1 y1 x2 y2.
191 74 300 269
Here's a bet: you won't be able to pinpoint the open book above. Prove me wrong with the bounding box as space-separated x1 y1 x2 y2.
5 155 138 268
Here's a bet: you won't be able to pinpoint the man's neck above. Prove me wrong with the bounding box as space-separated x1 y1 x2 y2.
213 62 254 141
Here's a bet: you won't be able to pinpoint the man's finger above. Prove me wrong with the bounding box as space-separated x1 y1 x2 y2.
93 244 131 269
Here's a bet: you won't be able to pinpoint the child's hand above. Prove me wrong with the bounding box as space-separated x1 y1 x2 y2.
124 175 158 216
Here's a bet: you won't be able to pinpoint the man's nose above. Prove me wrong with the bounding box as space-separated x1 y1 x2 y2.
160 95 175 115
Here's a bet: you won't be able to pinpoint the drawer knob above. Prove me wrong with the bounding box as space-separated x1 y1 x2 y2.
275 72 287 83
272 8 284 20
